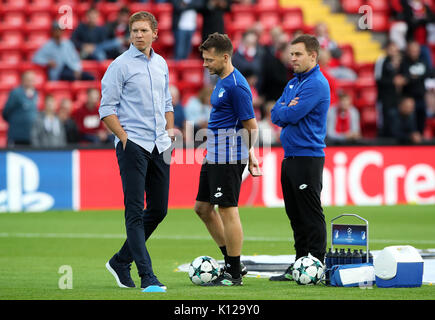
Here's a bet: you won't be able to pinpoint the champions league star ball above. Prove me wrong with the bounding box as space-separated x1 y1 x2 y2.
188 256 220 285
292 255 325 285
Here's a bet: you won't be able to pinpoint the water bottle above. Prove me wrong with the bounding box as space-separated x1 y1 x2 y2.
338 248 346 265
325 248 333 269
352 249 362 264
331 248 339 266
360 249 366 263
345 248 352 264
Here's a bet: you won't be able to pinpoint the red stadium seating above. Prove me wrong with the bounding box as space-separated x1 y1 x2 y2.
338 44 356 69
0 31 24 49
340 0 363 14
0 65 20 90
280 7 304 32
366 0 390 13
258 12 280 31
0 49 22 64
371 12 390 32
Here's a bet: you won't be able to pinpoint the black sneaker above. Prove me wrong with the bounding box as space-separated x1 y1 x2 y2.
140 274 167 290
201 272 243 286
221 262 248 277
240 262 248 276
105 255 136 288
269 264 294 281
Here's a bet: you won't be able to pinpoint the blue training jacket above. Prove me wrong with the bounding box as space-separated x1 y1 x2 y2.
271 64 330 157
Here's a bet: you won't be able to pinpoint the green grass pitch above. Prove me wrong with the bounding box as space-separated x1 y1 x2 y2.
0 205 434 301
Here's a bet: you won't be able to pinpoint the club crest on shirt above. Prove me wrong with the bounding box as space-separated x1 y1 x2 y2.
218 88 225 98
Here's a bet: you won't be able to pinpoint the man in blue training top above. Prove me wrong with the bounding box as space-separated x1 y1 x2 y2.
194 33 262 286
269 34 330 281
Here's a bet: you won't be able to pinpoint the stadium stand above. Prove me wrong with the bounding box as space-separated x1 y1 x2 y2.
1 0 434 147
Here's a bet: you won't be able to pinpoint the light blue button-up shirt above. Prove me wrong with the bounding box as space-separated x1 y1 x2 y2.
32 39 82 80
99 44 173 153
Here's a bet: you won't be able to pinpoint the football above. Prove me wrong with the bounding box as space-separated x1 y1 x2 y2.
188 256 220 285
292 255 325 285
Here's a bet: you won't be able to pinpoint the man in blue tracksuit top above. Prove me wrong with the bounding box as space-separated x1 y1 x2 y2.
269 35 330 281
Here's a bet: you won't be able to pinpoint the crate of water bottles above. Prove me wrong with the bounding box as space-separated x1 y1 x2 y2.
324 214 376 286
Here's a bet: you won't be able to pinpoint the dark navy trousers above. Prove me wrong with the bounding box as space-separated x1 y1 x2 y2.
115 139 170 278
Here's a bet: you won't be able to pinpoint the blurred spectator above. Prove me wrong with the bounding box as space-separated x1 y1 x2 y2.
393 96 423 144
58 98 80 144
318 47 357 81
244 68 263 119
71 7 120 61
33 22 95 81
72 88 112 144
399 41 433 133
401 0 435 68
375 41 403 137
318 48 339 106
259 40 293 103
326 91 361 144
232 29 264 78
185 85 212 134
314 22 342 65
104 6 131 59
2 71 38 147
171 0 202 60
169 85 186 135
198 0 231 42
31 95 67 148
258 101 280 146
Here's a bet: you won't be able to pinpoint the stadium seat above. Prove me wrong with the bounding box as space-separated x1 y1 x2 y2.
43 81 73 105
1 0 27 11
0 11 25 31
360 106 378 138
0 90 9 110
0 49 22 64
72 80 101 104
228 12 256 33
177 59 203 89
355 84 377 108
0 31 24 49
81 60 102 80
128 3 153 15
338 44 356 69
255 0 279 11
258 12 280 31
158 11 172 31
99 59 113 76
23 30 50 52
371 12 390 32
366 0 390 13
0 65 20 90
231 3 256 15
280 7 304 33
26 0 54 13
26 12 52 31
340 0 363 14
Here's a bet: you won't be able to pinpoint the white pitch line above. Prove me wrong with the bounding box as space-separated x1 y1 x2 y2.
0 232 435 244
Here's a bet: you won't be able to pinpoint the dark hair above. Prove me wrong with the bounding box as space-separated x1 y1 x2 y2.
291 34 320 59
129 11 158 32
199 32 233 56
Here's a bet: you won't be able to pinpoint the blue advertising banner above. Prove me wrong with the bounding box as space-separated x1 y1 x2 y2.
332 224 368 246
0 151 74 212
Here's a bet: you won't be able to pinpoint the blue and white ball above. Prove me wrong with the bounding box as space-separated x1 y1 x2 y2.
188 256 220 285
292 255 325 285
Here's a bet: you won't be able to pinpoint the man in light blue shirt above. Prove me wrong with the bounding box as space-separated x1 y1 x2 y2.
32 22 94 81
100 12 174 292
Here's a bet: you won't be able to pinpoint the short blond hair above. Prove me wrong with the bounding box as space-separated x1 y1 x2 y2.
129 11 157 32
